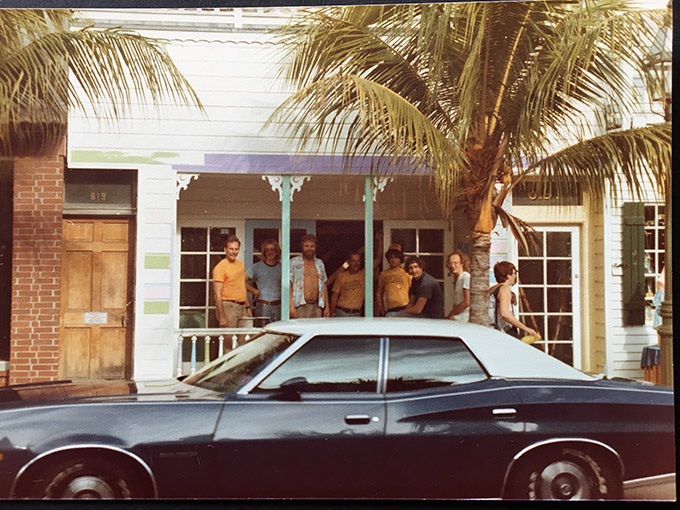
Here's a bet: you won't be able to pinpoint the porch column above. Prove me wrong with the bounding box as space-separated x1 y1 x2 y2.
364 176 374 317
281 175 291 320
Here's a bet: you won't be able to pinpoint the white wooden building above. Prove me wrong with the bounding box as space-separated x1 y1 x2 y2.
62 8 664 382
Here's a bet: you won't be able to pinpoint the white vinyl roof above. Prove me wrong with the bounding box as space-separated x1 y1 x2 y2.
264 318 595 381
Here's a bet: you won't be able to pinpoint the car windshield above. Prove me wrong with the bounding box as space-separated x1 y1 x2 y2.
183 331 298 394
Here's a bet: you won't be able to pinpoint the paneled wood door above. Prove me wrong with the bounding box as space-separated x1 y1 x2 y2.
59 218 134 379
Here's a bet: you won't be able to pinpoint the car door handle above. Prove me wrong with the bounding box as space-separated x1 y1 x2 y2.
492 408 517 418
345 414 374 425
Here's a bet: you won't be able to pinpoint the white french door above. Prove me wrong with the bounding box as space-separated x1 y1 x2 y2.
516 226 582 368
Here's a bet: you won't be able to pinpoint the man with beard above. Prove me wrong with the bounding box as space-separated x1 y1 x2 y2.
289 234 330 318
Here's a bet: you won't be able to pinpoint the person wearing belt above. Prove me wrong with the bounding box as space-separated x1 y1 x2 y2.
289 234 329 318
329 252 364 317
246 239 282 323
376 243 411 316
213 235 252 338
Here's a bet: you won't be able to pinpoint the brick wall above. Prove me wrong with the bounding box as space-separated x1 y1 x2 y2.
10 143 65 385
0 364 8 387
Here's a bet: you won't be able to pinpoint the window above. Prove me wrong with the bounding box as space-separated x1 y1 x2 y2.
644 203 665 323
516 227 581 366
386 337 486 392
179 226 236 328
256 336 380 393
251 227 308 265
388 226 445 292
184 332 297 394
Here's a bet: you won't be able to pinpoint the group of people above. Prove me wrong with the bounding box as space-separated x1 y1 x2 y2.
212 234 536 338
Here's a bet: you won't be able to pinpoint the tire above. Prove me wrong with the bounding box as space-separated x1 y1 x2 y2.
506 447 622 500
24 456 139 499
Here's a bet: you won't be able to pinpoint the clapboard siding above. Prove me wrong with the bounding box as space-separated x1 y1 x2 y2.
605 182 663 380
133 167 178 380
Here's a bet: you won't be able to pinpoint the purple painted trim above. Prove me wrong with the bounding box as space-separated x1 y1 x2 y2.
172 153 430 175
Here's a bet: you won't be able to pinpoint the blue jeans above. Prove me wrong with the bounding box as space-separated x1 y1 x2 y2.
334 308 361 318
254 302 281 322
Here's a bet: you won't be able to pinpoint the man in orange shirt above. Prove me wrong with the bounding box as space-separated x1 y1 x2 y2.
213 235 252 335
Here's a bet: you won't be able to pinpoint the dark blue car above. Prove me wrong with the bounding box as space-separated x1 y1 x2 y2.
0 319 675 500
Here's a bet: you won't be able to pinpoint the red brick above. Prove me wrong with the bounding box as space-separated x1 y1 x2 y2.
10 143 65 386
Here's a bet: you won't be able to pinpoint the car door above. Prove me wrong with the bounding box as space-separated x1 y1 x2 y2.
383 336 524 499
211 335 386 498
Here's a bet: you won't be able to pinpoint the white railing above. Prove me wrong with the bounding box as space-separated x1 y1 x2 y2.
176 328 263 377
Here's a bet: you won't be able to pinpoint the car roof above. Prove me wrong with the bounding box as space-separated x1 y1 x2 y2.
264 318 594 381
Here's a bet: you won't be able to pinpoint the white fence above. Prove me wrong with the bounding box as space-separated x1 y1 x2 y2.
175 328 263 377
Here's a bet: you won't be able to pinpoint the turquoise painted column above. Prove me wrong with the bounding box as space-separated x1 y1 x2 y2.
364 176 374 317
281 175 291 320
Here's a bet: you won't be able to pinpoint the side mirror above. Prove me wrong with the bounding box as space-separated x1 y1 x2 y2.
273 376 308 401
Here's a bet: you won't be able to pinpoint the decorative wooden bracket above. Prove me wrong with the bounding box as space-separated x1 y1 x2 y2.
363 176 393 202
262 175 311 202
176 173 199 199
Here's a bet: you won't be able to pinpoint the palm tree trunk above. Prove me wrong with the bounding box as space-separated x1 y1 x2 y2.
469 231 491 325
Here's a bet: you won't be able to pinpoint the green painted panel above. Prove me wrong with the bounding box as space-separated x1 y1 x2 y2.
144 301 170 315
281 175 291 320
71 150 179 165
145 253 171 269
622 202 646 326
364 176 374 317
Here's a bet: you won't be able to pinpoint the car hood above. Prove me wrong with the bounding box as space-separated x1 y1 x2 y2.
0 378 222 408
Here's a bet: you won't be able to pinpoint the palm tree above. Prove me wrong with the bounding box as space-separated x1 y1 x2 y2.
267 1 671 325
0 9 203 156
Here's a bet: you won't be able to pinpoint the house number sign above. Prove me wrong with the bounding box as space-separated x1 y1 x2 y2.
84 312 108 324
63 169 136 214
512 183 582 206
89 192 108 202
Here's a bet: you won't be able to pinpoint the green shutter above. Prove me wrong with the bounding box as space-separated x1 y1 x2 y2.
622 202 646 326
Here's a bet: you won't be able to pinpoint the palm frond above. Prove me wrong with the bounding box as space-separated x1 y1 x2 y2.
269 0 671 223
0 9 204 156
265 72 466 212
515 123 671 201
494 205 541 256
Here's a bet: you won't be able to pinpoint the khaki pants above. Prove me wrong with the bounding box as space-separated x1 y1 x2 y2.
222 302 248 347
222 301 246 327
295 303 323 318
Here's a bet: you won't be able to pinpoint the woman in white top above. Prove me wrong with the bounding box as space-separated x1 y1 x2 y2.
489 261 539 338
445 250 471 321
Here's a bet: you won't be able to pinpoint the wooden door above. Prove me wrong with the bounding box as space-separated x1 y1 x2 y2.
59 218 134 379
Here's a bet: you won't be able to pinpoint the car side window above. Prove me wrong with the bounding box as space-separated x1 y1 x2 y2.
387 337 487 392
256 336 380 393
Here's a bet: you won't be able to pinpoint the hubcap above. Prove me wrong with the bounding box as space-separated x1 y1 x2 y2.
537 460 592 500
61 475 115 499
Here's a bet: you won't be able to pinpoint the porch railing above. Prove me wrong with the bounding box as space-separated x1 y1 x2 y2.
175 328 263 377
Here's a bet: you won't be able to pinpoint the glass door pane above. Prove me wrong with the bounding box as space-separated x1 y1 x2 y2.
517 227 580 368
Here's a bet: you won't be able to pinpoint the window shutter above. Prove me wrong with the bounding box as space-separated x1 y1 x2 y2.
622 202 646 326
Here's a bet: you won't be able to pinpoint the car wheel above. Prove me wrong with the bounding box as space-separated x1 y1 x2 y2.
27 456 136 499
507 448 620 500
